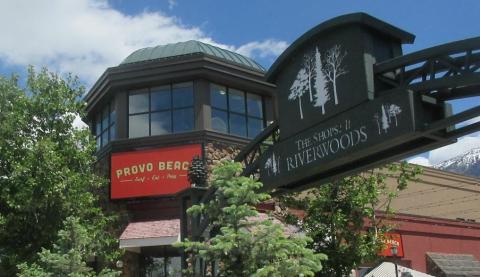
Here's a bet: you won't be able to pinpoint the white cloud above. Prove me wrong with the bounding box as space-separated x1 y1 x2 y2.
407 157 432 167
236 39 289 59
0 0 287 87
168 0 177 10
73 114 88 130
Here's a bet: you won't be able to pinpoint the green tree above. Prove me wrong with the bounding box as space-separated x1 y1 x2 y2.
17 217 120 277
176 161 326 277
280 162 421 277
0 68 119 275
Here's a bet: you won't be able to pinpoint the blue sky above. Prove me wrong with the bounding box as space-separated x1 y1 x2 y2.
0 0 479 165
112 0 480 69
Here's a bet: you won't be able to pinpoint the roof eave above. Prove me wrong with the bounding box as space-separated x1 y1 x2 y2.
84 53 272 115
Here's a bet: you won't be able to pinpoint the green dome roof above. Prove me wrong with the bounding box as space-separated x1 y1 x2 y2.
120 40 265 72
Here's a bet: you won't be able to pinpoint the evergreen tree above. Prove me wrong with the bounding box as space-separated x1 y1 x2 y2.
177 161 326 277
313 47 330 114
17 217 120 277
381 105 389 133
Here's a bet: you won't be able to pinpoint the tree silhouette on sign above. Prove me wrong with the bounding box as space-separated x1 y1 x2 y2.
313 47 330 114
381 105 390 133
323 45 348 105
373 113 381 135
272 152 280 175
375 104 403 134
388 104 402 126
303 53 315 102
289 68 309 119
264 152 280 176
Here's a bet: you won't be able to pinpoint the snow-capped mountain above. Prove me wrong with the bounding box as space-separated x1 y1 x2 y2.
435 147 480 177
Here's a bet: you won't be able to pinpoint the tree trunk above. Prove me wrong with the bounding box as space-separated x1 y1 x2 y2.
299 97 304 119
308 71 313 102
333 78 338 105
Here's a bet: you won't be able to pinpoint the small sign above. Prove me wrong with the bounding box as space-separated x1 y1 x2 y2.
110 144 202 199
380 233 404 257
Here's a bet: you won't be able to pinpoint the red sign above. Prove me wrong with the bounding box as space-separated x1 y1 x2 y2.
380 233 404 257
111 144 202 199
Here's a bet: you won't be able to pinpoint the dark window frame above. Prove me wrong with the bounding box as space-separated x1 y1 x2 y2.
95 100 115 150
142 255 182 277
128 82 194 138
210 84 266 138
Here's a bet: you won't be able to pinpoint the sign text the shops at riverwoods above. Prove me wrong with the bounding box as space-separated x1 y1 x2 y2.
110 144 202 199
261 13 449 191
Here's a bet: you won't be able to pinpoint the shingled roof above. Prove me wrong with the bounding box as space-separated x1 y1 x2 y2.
119 219 180 249
426 252 480 277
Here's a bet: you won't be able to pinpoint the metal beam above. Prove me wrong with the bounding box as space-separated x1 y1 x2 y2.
374 37 480 73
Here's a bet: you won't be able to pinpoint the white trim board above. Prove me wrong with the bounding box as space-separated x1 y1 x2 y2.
119 234 180 249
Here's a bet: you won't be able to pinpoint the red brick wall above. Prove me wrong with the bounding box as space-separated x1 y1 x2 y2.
382 214 480 272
